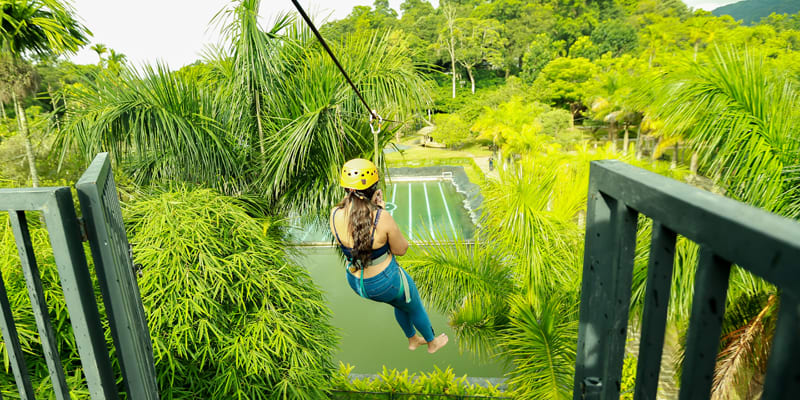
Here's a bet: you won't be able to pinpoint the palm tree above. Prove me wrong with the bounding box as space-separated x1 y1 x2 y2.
90 42 107 64
58 62 244 187
246 20 431 216
0 55 39 182
0 0 90 186
59 1 431 219
212 0 290 158
106 49 126 74
656 47 800 218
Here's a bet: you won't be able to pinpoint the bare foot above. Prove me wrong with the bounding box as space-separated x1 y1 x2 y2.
408 335 427 351
427 333 449 354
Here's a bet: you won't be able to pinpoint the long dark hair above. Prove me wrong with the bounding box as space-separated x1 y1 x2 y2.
336 183 378 270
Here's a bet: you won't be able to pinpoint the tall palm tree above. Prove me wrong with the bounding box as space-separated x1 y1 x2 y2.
0 54 38 180
0 0 89 186
212 0 290 158
106 49 126 74
249 21 431 216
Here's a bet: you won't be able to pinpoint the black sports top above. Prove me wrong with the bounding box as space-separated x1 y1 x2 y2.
332 207 391 262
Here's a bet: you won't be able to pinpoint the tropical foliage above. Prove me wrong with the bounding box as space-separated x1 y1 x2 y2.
1 0 799 399
332 364 506 397
126 187 337 399
405 137 688 399
58 1 431 219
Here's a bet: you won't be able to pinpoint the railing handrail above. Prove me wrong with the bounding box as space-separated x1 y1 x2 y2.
589 160 800 294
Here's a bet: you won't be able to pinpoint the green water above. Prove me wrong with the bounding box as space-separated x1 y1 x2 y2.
295 247 506 377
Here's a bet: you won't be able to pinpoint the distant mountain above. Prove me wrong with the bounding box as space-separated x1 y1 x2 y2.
711 0 800 25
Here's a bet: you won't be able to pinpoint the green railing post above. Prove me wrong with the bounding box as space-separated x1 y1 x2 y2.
0 240 34 399
762 294 800 399
633 222 676 400
574 170 638 399
77 152 159 399
9 211 69 399
44 188 119 399
679 247 731 400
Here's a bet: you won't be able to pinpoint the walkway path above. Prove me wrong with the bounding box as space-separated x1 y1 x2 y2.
472 156 499 180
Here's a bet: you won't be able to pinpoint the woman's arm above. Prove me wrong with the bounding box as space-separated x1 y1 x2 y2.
382 212 409 256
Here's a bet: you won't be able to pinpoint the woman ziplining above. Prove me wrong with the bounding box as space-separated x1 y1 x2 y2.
288 1 446 350
330 159 449 353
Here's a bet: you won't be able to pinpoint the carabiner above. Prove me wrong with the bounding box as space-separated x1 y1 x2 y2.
369 111 383 135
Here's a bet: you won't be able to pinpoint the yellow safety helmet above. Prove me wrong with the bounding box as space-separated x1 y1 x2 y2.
340 158 379 190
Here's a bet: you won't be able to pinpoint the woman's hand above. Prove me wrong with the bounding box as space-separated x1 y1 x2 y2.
372 189 386 209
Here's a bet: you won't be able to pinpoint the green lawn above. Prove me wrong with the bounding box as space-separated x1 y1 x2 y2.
386 137 491 183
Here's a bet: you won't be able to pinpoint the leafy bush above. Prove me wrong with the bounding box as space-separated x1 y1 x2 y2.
432 113 473 148
126 188 336 399
331 364 507 398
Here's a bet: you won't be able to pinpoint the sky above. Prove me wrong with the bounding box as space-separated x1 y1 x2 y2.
67 0 741 69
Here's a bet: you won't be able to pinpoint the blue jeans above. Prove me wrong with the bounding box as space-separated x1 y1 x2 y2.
346 257 435 342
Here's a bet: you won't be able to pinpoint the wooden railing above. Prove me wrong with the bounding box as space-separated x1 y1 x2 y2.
573 160 800 400
0 153 158 399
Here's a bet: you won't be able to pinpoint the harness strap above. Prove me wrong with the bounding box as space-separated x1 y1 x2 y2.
399 267 411 303
331 208 343 245
371 209 381 241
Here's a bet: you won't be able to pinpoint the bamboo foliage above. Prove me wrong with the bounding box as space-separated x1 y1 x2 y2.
125 188 336 399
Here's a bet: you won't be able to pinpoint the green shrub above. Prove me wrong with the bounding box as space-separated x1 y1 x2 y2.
126 188 336 399
432 113 473 148
332 364 507 398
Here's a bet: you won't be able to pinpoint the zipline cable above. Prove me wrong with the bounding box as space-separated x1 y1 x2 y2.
290 0 379 122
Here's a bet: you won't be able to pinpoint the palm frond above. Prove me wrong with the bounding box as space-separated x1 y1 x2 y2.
57 63 245 191
404 234 517 315
655 47 800 218
712 294 776 400
501 292 577 400
255 25 432 216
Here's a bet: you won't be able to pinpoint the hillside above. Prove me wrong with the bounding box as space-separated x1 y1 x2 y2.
712 0 800 25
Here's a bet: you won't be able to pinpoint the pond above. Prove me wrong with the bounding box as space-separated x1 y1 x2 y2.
295 247 506 378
